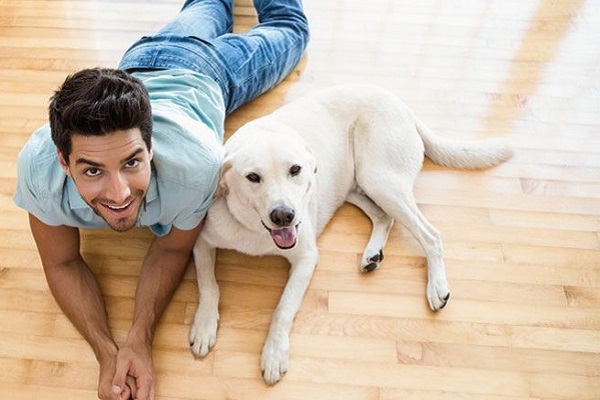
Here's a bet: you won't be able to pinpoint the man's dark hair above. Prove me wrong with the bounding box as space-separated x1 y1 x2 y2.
49 68 152 160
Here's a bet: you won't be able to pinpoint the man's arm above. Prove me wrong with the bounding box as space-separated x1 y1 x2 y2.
28 214 123 399
112 222 203 400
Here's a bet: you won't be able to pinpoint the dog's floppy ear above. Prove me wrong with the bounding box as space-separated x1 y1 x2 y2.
304 143 317 175
214 157 232 199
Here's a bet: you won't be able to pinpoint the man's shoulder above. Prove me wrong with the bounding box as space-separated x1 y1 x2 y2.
16 124 64 194
152 141 223 190
151 109 225 189
14 124 76 226
19 123 54 155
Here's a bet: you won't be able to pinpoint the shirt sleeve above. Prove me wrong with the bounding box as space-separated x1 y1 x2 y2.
13 133 65 226
171 153 221 231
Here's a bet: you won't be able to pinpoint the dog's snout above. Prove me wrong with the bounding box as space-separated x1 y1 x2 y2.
270 206 295 227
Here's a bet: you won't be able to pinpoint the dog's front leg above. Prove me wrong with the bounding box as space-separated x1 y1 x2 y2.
260 248 318 385
189 236 220 358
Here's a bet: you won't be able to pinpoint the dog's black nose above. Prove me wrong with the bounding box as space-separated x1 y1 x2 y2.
270 206 295 227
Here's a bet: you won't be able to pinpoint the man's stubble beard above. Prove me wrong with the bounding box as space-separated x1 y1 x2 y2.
88 189 146 232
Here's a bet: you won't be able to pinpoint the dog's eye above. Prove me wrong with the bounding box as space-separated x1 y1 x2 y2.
290 165 302 176
246 173 261 183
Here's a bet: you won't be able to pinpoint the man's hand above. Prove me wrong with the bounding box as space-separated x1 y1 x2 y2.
111 223 202 399
112 341 154 400
28 214 129 399
96 348 133 400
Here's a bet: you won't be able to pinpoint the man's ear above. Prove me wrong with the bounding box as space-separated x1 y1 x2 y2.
148 139 154 161
214 157 232 199
56 148 71 176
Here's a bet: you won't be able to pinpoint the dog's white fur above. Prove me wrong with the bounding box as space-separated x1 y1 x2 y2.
189 85 512 384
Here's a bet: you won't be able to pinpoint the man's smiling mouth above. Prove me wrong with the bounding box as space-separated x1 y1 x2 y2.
101 199 135 215
107 202 131 210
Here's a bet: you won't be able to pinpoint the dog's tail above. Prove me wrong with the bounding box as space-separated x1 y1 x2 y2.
415 117 513 169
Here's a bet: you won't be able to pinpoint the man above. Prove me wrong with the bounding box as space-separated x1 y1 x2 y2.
13 0 309 398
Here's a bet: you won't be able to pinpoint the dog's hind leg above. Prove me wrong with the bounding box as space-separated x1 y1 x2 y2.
189 237 220 358
363 177 450 311
346 190 394 273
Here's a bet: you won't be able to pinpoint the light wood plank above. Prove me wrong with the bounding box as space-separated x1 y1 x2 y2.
1 0 599 398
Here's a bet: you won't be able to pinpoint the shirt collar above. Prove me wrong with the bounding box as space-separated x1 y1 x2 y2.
66 177 88 209
145 165 158 204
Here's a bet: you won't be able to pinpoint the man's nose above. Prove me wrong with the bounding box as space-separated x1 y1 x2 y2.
105 173 131 203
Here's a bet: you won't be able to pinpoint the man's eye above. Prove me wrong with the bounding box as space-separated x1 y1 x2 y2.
85 168 101 177
125 159 140 168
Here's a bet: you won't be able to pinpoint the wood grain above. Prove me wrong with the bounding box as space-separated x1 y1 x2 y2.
0 0 598 398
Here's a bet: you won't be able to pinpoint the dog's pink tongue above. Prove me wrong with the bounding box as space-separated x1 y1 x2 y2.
271 227 297 249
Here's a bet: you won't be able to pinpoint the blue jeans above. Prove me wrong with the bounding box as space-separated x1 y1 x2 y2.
118 0 309 114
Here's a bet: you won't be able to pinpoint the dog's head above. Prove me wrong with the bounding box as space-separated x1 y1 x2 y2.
218 119 317 250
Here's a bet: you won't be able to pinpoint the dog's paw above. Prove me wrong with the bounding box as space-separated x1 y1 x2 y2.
260 336 290 385
427 278 450 311
189 307 219 358
360 249 384 273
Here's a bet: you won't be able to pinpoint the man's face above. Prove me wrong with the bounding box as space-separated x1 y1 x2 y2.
58 128 153 232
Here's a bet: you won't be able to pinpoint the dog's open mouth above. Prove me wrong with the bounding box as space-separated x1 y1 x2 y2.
262 221 298 249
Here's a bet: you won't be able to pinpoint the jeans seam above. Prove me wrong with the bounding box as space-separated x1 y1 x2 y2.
234 33 305 89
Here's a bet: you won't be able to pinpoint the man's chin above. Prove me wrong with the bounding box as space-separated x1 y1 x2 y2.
107 219 137 232
88 193 143 232
92 198 142 232
98 210 139 232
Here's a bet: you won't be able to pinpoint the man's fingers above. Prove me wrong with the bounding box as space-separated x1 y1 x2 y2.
120 384 132 400
133 372 154 400
111 384 122 397
136 381 151 400
111 359 129 398
126 375 138 399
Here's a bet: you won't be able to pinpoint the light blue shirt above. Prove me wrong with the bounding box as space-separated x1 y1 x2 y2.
14 69 226 236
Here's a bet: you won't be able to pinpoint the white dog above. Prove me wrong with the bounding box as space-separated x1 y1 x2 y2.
189 85 512 384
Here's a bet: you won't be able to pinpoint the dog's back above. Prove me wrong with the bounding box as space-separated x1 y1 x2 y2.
268 84 511 176
246 85 510 235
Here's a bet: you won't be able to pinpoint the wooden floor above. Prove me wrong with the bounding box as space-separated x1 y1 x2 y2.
1 0 599 399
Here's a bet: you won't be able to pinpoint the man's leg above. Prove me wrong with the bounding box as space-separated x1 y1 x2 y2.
118 0 235 70
119 0 309 113
215 0 310 112
155 0 234 40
